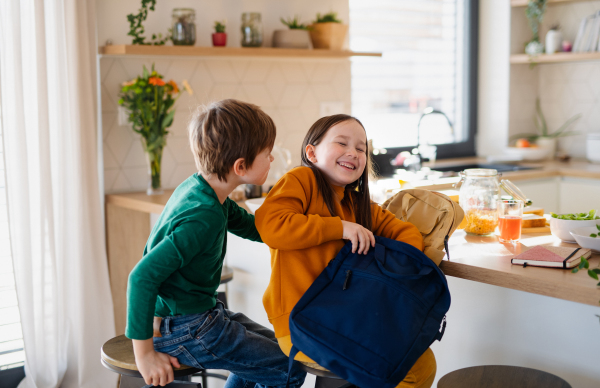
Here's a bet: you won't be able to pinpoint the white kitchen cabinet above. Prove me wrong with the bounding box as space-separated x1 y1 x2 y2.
511 177 559 212
558 177 600 214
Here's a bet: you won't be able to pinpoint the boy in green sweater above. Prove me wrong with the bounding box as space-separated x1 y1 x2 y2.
126 99 306 388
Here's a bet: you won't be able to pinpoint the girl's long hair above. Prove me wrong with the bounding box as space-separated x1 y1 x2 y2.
301 114 373 231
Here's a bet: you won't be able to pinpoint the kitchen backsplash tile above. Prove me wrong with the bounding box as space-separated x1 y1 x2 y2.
101 57 351 193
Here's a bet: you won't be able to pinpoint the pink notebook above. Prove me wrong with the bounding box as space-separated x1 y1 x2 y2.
511 245 592 268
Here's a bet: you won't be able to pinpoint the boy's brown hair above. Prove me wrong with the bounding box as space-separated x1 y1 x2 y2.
189 99 276 181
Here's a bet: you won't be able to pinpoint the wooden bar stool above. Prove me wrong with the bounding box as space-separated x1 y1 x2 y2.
438 365 571 388
101 334 201 387
298 361 357 388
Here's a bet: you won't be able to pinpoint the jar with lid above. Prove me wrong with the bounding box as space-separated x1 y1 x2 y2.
456 169 528 236
172 8 196 45
241 12 263 47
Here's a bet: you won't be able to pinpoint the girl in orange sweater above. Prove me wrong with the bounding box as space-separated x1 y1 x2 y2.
255 114 436 388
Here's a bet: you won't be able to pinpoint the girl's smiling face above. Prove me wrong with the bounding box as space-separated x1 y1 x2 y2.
306 120 367 187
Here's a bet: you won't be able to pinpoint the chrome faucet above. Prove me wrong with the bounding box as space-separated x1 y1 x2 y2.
412 107 454 169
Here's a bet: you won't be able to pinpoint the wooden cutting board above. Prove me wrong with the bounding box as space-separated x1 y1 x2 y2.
521 225 551 234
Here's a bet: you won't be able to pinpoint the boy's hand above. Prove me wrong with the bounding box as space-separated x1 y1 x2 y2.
341 220 376 254
133 338 181 386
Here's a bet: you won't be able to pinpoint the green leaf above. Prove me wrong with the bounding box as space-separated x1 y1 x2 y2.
596 224 600 231
588 270 599 280
142 65 149 79
590 234 598 238
572 267 579 273
582 257 590 269
592 268 600 274
161 110 175 128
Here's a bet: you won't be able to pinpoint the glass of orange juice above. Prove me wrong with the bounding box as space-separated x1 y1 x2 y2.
498 199 523 243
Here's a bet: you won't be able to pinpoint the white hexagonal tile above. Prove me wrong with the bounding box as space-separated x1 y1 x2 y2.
122 140 147 168
277 85 308 108
163 60 198 84
120 58 172 80
241 84 274 108
103 168 119 193
100 58 114 80
539 83 566 103
122 166 150 192
185 61 214 107
168 164 197 188
310 85 338 102
265 65 287 102
205 59 237 83
242 61 272 84
111 171 133 193
233 87 250 103
302 62 317 80
230 59 250 80
103 60 132 104
161 146 178 186
169 112 191 138
101 84 117 112
209 84 238 102
587 66 600 99
168 137 196 164
278 108 309 134
310 62 340 84
280 62 308 84
103 146 119 169
105 127 134 166
102 112 117 140
299 89 320 121
585 105 600 131
281 130 307 166
565 63 596 83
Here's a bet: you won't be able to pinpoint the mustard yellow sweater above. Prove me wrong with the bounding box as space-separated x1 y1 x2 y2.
255 166 424 338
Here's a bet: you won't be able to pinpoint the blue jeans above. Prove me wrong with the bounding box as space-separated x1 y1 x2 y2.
153 301 306 388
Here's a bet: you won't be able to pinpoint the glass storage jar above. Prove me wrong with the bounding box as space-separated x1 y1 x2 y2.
172 8 196 45
241 12 263 47
456 169 528 236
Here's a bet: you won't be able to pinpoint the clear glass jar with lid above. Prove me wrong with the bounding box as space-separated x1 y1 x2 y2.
172 8 196 46
241 12 263 47
456 169 528 236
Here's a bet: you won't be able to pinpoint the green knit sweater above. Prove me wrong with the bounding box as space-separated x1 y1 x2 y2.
126 174 261 340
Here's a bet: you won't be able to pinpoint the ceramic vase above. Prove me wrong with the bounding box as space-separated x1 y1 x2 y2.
272 30 312 49
308 23 348 50
545 30 562 54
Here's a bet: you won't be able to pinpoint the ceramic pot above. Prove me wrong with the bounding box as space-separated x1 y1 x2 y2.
212 32 227 46
535 137 556 160
308 23 348 50
272 30 312 49
545 30 562 54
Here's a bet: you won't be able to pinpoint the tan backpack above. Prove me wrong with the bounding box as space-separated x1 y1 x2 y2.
381 189 465 266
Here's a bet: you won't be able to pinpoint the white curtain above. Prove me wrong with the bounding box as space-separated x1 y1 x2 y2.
0 0 117 387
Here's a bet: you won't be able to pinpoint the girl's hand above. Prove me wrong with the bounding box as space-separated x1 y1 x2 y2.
133 338 180 386
341 220 376 254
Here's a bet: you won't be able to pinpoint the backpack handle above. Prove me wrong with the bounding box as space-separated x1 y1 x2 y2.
374 243 434 280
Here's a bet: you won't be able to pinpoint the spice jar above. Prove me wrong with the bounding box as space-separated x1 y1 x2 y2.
172 8 196 46
241 12 263 47
456 169 529 236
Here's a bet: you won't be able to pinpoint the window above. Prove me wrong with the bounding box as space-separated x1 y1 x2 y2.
350 0 478 174
0 95 25 372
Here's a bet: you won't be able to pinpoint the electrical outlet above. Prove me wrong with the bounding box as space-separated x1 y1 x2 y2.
118 106 129 126
320 101 344 117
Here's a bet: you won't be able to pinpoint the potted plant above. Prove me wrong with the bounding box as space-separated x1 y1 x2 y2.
118 65 193 195
510 98 581 159
212 20 227 47
126 0 170 45
308 12 348 50
524 0 548 56
273 16 312 49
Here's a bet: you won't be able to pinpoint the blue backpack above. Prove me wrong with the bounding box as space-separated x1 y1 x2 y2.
287 236 450 388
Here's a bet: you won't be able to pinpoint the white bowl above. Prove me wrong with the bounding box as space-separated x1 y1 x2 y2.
549 217 600 242
570 226 600 252
504 147 550 161
245 197 265 214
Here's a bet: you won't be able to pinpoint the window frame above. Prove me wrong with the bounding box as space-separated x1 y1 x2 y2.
370 0 479 176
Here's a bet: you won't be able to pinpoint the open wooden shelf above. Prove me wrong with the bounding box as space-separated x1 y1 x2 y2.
511 0 597 7
510 52 600 64
99 45 381 58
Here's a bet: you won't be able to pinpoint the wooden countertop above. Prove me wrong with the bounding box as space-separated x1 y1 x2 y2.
440 230 600 307
105 159 600 307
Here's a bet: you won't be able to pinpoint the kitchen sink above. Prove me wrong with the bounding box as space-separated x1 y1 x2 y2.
429 163 539 174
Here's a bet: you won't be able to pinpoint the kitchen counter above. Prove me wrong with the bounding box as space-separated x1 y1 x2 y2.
105 159 600 310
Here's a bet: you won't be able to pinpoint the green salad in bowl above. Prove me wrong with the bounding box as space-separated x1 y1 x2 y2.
549 210 600 242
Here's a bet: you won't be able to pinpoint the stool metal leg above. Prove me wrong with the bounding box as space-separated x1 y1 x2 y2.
314 377 356 388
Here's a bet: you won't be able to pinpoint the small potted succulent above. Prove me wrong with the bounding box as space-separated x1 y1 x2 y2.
273 16 312 49
212 21 227 47
272 16 312 49
308 12 348 50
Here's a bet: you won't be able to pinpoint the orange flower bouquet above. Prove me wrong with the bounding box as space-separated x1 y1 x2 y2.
118 65 192 194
